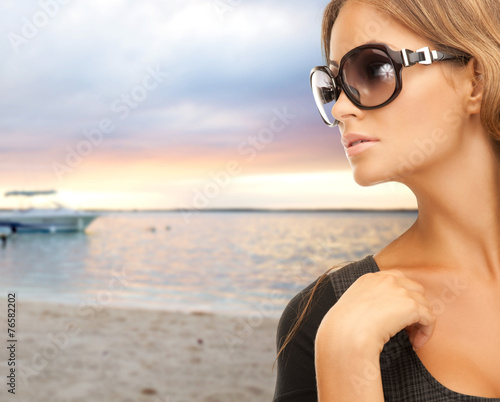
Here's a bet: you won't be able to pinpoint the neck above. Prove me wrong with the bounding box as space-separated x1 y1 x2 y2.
402 131 500 278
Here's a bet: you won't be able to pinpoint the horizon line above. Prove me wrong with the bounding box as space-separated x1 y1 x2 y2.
80 207 419 213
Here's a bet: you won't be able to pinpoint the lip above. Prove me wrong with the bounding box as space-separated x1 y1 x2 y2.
341 133 380 157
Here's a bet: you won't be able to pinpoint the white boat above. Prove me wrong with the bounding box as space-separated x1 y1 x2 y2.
0 190 99 233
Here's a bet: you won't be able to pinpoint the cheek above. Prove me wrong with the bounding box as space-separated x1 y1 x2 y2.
348 65 468 187
382 71 463 170
351 74 464 185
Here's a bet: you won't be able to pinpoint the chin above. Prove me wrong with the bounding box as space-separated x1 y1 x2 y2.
351 165 392 187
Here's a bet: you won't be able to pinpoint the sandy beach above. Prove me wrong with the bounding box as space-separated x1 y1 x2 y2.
2 301 279 402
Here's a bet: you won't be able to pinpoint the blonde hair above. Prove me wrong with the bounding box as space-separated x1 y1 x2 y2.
322 0 500 141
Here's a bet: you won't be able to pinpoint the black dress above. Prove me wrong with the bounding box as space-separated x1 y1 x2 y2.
273 255 500 402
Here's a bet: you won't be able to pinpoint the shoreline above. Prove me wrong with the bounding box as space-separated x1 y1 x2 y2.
5 293 287 320
5 300 280 401
83 208 419 214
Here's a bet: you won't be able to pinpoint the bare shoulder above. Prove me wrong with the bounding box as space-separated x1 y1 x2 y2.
372 235 454 290
372 234 421 272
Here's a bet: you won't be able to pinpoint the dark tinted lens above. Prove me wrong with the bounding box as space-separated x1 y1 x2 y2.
342 48 396 107
311 68 338 126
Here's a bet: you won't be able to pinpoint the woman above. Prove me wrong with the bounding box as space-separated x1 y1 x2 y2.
274 0 500 401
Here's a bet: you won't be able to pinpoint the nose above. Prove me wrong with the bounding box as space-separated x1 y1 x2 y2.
331 89 364 125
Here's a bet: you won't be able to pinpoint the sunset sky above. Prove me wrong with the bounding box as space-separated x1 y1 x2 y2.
0 0 416 210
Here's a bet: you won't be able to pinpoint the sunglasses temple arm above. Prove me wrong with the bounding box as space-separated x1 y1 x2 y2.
401 47 464 67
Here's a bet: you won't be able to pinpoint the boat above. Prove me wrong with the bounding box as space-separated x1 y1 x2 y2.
0 190 99 233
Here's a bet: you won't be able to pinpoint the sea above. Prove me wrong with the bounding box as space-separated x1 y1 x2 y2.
0 211 417 318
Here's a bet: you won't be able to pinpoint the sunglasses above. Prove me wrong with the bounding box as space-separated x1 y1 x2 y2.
310 43 468 127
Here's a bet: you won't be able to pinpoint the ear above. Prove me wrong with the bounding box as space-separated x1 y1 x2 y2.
464 58 484 115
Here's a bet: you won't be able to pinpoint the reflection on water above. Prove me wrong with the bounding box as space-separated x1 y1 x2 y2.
0 211 417 316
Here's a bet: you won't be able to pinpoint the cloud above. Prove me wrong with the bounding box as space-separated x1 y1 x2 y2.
0 0 326 125
0 0 360 209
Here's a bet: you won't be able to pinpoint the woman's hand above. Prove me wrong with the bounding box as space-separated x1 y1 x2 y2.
326 270 436 351
315 270 436 401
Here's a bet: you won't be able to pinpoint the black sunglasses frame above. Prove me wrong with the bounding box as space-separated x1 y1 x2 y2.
310 43 466 127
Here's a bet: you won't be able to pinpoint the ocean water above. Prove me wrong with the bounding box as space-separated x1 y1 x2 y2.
0 211 417 317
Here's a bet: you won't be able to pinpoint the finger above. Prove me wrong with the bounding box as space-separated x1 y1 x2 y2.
406 304 437 350
379 269 406 278
407 291 433 312
412 321 436 351
378 270 426 294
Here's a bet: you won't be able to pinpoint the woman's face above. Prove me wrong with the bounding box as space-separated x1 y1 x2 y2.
330 2 474 187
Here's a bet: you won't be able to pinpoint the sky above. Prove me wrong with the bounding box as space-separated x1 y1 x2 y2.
0 0 417 210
